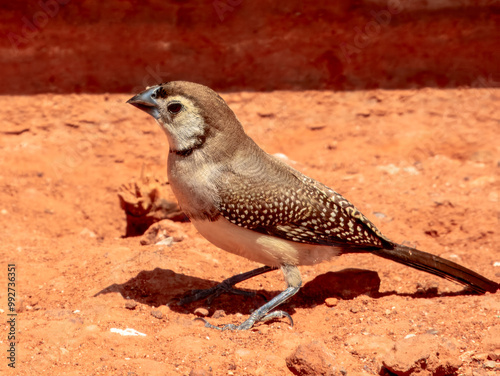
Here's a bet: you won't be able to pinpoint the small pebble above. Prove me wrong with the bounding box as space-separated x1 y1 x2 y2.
258 326 270 335
212 309 225 319
325 298 338 307
350 307 359 313
80 228 97 238
483 360 497 369
487 352 500 361
194 307 209 317
472 353 488 361
125 301 137 310
156 237 174 246
151 309 163 319
189 369 213 376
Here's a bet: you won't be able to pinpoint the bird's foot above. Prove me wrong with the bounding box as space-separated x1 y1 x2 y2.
196 310 293 331
194 285 300 330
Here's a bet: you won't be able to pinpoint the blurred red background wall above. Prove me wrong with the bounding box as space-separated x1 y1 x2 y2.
0 0 498 94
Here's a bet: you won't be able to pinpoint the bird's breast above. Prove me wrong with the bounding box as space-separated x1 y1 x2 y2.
167 151 222 221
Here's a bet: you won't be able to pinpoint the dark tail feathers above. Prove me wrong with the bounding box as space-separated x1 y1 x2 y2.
372 244 499 294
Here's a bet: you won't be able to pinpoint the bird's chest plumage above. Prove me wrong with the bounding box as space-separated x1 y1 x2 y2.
167 151 222 221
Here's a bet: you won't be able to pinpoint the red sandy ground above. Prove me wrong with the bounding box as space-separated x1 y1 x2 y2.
0 87 499 375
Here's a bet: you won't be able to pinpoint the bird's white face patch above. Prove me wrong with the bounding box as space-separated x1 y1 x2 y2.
155 95 206 153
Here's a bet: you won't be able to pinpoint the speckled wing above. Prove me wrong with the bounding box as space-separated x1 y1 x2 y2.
217 160 389 250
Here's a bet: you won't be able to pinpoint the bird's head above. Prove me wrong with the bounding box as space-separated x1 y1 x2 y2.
127 81 245 156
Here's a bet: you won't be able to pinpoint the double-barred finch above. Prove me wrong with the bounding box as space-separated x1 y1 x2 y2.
128 81 499 330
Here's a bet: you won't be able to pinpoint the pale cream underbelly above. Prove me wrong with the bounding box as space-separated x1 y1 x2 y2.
191 217 341 267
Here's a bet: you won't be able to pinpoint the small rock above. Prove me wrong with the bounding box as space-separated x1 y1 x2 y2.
151 309 163 319
212 309 225 319
302 269 381 300
155 236 174 246
258 326 270 335
356 112 370 117
382 333 461 376
308 125 326 131
125 301 137 310
345 334 394 362
416 281 439 295
482 326 500 363
326 142 337 150
325 298 338 307
1 209 8 215
194 308 209 317
286 341 337 376
472 353 489 361
350 307 359 313
487 352 500 361
140 219 186 245
110 328 146 337
483 360 497 369
189 369 212 376
79 228 97 238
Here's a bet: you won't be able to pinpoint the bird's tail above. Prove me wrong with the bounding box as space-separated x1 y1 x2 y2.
371 244 499 294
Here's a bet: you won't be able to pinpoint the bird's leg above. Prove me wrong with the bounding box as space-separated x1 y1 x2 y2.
199 264 302 330
178 265 276 306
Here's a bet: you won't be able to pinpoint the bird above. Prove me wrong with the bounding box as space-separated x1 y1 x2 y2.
127 81 499 330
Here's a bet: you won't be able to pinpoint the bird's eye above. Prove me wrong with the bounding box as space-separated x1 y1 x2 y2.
167 102 183 114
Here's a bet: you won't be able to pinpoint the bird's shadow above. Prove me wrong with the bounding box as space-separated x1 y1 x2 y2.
94 267 480 316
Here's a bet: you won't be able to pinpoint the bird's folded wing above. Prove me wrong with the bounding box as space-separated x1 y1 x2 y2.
216 162 389 249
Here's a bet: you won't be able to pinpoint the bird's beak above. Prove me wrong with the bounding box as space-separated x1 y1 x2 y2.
127 86 160 119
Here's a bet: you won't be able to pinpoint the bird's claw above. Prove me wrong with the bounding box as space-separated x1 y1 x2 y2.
194 309 293 331
260 310 294 326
